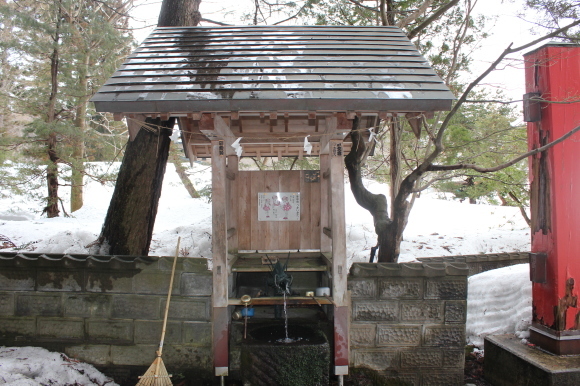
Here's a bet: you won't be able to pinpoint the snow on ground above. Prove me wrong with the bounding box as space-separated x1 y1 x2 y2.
466 263 532 347
0 346 117 385
0 161 533 381
0 162 530 265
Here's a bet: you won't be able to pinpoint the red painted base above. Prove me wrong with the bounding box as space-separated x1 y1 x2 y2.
529 323 580 355
334 306 349 372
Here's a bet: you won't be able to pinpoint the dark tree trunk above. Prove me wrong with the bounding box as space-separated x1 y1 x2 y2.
389 116 403 218
45 133 60 218
43 0 63 218
99 118 173 255
345 117 395 262
97 0 202 255
345 117 419 263
158 0 201 26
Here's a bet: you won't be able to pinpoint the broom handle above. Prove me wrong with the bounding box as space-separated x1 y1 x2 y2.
158 237 181 358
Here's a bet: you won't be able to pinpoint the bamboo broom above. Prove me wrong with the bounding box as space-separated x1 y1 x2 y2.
136 237 181 386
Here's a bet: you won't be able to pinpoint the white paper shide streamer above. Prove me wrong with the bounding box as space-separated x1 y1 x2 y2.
368 128 378 143
231 137 243 157
304 135 312 155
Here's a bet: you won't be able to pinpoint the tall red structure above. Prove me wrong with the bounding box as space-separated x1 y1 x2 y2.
524 43 580 355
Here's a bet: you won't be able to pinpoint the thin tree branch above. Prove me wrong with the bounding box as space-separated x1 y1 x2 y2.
346 0 378 12
407 0 459 39
201 17 231 26
428 124 580 173
397 0 434 28
273 2 310 25
428 18 580 167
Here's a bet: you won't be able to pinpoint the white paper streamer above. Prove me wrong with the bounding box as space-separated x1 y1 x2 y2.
231 137 243 157
304 135 312 155
368 128 378 143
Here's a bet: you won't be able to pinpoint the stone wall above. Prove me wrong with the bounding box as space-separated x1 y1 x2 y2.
417 252 529 277
0 253 213 376
348 262 469 386
0 251 520 384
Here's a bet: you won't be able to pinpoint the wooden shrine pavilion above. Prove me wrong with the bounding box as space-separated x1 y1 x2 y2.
92 25 454 379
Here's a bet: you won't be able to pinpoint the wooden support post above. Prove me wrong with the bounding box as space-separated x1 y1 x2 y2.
320 154 331 254
334 305 349 375
227 155 239 256
213 306 229 376
330 139 347 306
329 139 349 375
212 139 229 375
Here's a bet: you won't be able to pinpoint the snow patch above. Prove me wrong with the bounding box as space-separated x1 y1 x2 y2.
466 264 532 347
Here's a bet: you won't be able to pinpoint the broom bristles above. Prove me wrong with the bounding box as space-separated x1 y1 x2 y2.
136 356 173 386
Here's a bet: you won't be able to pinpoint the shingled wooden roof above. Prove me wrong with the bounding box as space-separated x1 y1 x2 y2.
91 25 454 115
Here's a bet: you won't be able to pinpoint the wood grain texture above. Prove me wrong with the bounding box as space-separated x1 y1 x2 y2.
330 140 347 306
320 155 331 254
226 155 238 257
212 140 228 308
236 170 321 251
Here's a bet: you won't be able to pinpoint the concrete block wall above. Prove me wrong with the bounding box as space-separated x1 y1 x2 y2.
418 252 529 277
0 253 213 373
348 262 469 386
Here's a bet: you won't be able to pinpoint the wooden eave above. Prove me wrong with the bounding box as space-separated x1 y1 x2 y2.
92 25 455 158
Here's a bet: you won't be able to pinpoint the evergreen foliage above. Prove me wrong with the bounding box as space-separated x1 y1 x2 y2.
0 0 133 214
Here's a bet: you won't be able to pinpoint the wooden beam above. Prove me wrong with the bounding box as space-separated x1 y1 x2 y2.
308 111 317 127
214 116 237 156
199 114 237 156
320 117 336 155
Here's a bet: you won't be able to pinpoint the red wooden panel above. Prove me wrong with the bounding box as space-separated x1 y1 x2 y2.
525 44 580 332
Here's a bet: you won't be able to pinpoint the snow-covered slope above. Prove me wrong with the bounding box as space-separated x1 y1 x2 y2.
0 162 530 265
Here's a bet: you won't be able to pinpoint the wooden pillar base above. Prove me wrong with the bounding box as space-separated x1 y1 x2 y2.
529 323 580 355
334 305 349 374
213 306 229 376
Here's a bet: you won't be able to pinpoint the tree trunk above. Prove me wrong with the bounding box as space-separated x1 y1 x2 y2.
389 116 403 218
346 116 425 262
97 0 202 255
98 118 173 255
43 0 63 218
345 117 394 262
158 0 201 26
45 133 60 218
71 53 90 213
170 147 200 198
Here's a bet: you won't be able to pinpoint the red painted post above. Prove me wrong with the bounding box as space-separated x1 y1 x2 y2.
333 306 349 375
524 43 580 355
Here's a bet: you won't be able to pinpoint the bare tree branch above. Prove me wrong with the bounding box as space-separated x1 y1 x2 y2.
397 0 434 28
432 18 580 156
346 0 378 12
407 0 459 39
201 18 231 26
273 1 310 25
427 124 580 173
